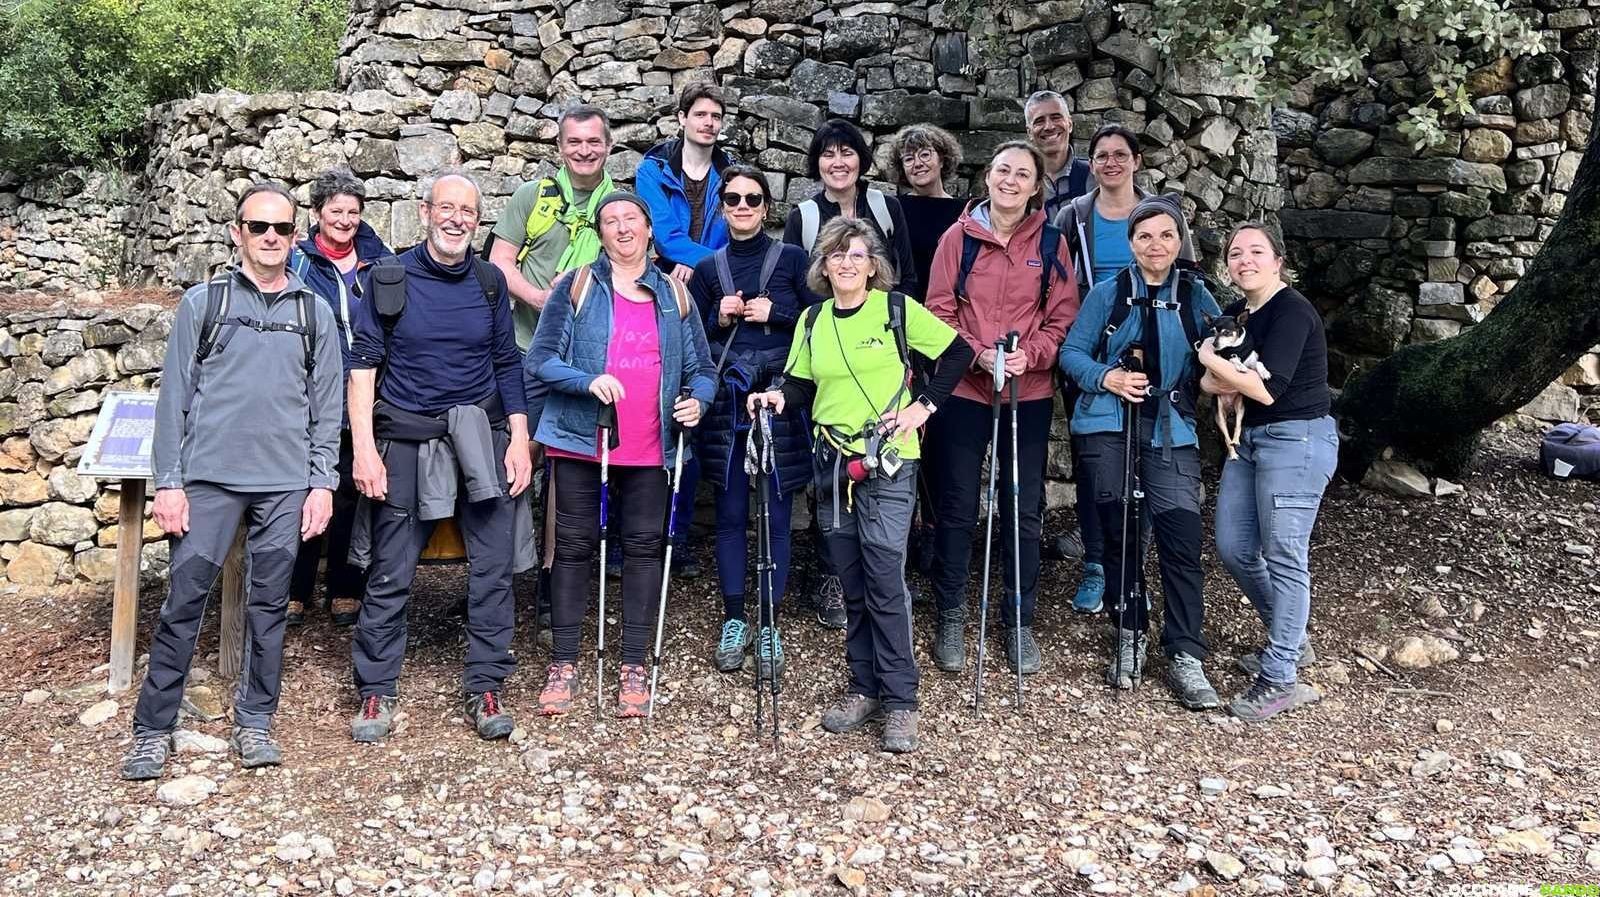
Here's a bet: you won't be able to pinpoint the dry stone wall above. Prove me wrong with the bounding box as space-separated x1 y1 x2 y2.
0 304 173 586
0 169 135 292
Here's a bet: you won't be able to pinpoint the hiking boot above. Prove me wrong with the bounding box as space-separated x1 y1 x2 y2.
907 580 932 606
672 549 701 580
351 694 399 743
1044 531 1085 562
1105 628 1147 689
538 662 577 716
330 596 360 627
465 691 514 739
1165 653 1221 710
820 693 882 734
1005 625 1042 675
932 609 966 672
120 734 172 781
1237 641 1317 676
814 575 846 629
286 599 307 627
757 626 786 682
881 709 920 753
1229 676 1321 722
714 618 752 673
1072 563 1105 614
231 726 283 768
616 663 650 718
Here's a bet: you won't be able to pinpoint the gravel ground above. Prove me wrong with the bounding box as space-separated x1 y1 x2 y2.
1 426 1597 897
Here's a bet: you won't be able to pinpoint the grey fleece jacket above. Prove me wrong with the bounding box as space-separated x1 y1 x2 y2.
1053 186 1198 296
154 268 343 493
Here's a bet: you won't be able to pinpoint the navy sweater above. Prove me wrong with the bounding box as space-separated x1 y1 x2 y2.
690 231 820 354
349 244 527 417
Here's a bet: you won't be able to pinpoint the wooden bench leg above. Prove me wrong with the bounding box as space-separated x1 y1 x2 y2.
107 478 146 694
219 526 246 680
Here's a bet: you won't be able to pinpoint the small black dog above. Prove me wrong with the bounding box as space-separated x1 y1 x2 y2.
1204 309 1271 459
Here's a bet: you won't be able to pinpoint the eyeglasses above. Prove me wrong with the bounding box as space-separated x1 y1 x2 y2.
1092 151 1134 165
899 148 936 166
721 192 766 208
241 220 295 237
826 250 870 267
425 202 480 222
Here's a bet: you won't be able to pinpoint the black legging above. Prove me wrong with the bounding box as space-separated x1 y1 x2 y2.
549 458 670 666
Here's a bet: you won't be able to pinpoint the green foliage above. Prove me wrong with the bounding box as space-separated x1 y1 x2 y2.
0 0 347 173
1129 0 1545 147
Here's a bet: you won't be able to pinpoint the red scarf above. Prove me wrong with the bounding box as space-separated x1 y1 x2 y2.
315 231 355 260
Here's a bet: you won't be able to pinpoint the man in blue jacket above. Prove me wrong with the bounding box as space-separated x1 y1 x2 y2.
634 81 734 580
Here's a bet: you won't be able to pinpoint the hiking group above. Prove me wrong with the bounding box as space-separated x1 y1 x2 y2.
120 82 1336 779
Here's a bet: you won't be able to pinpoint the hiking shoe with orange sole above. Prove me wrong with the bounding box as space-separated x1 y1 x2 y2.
617 663 650 718
538 662 577 716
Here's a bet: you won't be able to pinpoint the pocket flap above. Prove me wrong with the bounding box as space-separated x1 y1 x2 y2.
1273 492 1321 510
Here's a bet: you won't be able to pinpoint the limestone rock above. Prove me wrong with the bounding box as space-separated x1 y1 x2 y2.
1519 382 1581 422
1361 460 1431 498
47 465 97 503
395 131 460 178
78 699 118 727
1314 128 1373 165
0 507 36 541
1389 634 1460 669
157 775 218 807
74 548 119 583
5 541 67 584
28 502 100 547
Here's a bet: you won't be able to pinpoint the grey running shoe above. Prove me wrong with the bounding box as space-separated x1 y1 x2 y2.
814 575 846 629
820 693 882 733
757 626 786 682
1230 677 1321 722
881 709 920 753
230 726 283 768
714 618 752 673
1005 625 1042 675
120 734 172 781
1237 641 1317 676
1105 628 1148 689
351 694 399 743
933 609 966 672
464 691 514 739
1165 653 1221 710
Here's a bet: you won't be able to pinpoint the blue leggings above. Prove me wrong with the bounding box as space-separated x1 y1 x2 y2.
714 429 796 621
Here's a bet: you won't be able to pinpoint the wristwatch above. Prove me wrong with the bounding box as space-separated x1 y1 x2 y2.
915 396 938 415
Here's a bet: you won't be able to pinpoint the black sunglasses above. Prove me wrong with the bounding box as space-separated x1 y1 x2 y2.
241 219 295 237
721 192 766 208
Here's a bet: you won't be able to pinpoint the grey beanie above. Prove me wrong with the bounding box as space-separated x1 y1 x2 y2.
594 190 652 225
1127 192 1186 239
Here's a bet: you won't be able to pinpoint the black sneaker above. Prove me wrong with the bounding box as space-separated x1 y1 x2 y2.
465 691 514 739
120 734 172 781
351 694 399 743
933 609 966 672
1042 531 1085 562
714 618 752 673
1165 653 1221 710
230 726 283 768
814 575 846 629
1005 625 1042 675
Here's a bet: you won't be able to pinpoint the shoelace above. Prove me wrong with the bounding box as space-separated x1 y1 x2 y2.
621 666 647 693
759 628 782 659
1241 678 1279 703
361 695 382 720
128 737 166 762
482 692 500 717
718 620 749 652
235 728 270 749
545 663 574 690
821 577 845 608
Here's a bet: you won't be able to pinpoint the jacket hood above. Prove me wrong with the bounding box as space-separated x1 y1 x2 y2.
959 199 1049 247
641 137 734 184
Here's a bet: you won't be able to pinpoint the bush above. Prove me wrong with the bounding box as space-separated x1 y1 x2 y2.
0 0 348 173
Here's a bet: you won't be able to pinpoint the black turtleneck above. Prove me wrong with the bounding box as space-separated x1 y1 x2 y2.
689 230 821 353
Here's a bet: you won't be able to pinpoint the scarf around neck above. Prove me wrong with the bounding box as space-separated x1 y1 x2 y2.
554 167 616 272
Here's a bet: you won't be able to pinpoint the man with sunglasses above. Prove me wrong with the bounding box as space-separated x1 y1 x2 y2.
122 181 343 781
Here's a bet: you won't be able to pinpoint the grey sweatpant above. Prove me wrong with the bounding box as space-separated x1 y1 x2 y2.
133 483 306 736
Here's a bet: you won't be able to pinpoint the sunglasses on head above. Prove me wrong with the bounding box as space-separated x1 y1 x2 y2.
721 192 766 208
241 219 295 237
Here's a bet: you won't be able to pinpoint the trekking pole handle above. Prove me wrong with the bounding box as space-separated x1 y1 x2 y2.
992 337 1008 395
598 401 620 450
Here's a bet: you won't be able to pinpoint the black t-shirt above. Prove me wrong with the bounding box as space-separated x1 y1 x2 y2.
684 173 709 251
899 194 965 304
1224 286 1330 427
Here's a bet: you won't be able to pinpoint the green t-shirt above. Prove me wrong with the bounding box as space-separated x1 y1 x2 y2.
492 180 596 350
783 289 957 460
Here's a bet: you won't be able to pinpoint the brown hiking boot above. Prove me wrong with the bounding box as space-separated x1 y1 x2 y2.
616 664 650 718
881 709 920 753
538 662 577 716
820 693 881 734
330 596 361 627
286 599 307 626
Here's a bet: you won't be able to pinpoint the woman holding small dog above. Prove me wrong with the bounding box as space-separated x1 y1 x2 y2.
1199 223 1336 723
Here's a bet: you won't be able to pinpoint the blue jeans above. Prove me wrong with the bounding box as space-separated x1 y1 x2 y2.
1215 416 1338 684
714 429 795 620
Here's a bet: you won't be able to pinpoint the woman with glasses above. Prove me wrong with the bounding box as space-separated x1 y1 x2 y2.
1051 124 1198 618
689 165 821 675
286 167 393 627
747 218 973 753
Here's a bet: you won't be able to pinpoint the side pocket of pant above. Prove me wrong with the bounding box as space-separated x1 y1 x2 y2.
1269 492 1323 546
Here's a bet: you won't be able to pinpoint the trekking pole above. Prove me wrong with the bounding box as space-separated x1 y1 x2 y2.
1005 331 1023 712
1126 356 1147 693
971 335 1009 717
596 402 619 714
751 403 780 746
648 386 697 719
1114 345 1144 692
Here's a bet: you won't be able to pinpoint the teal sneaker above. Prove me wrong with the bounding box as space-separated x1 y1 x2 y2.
714 618 751 673
1072 563 1105 614
757 626 786 682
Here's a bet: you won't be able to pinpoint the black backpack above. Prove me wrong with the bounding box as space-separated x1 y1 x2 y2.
186 269 318 413
367 256 503 381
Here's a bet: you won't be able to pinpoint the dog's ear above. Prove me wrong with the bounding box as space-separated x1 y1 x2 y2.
1202 311 1218 327
1235 307 1249 325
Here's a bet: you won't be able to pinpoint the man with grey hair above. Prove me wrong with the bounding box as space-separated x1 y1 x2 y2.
1025 90 1092 220
345 169 533 745
121 180 343 780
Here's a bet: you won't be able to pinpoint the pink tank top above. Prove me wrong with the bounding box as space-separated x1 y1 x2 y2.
549 292 664 467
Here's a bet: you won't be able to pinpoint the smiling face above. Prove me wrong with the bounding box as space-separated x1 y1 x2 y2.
818 143 861 193
678 97 723 150
823 235 875 295
230 191 297 273
316 193 362 246
1130 212 1180 280
985 147 1041 217
560 115 612 182
599 201 651 267
1026 97 1072 161
1226 227 1284 295
421 175 481 263
900 145 942 193
720 174 767 240
1090 133 1140 191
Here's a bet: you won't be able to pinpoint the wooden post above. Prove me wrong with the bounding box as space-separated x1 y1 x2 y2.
107 478 147 694
218 527 247 679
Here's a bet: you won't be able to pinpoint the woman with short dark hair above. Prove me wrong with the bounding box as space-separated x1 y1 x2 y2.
286 166 392 627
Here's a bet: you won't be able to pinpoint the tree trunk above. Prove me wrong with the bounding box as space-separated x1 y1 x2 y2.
1335 119 1600 479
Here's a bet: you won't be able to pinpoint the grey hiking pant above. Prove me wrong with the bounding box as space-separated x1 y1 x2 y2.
133 483 306 736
